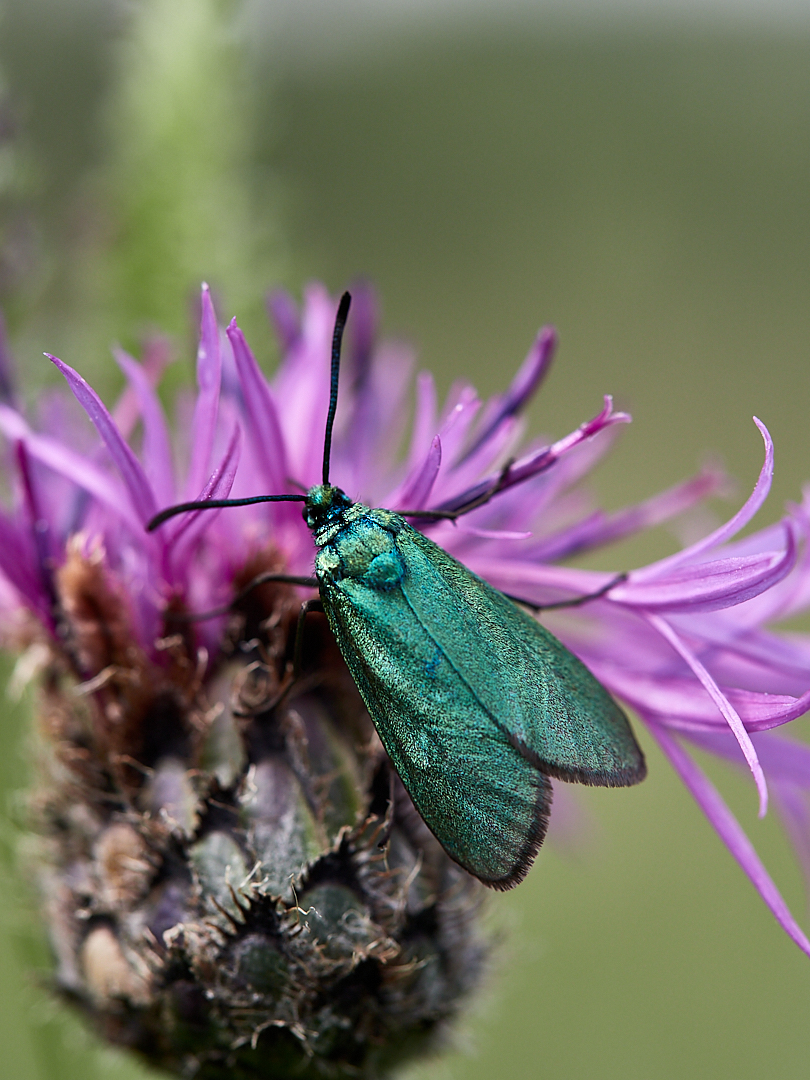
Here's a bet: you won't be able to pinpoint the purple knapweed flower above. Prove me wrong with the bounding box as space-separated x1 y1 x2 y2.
2 282 810 1076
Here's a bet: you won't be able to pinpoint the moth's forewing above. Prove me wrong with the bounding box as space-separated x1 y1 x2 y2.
315 509 644 888
320 566 551 889
399 529 646 787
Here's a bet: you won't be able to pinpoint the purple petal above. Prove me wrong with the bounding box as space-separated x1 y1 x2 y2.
333 340 413 499
0 402 140 536
645 612 768 815
169 424 242 561
405 371 438 470
465 557 617 606
469 425 624 555
758 537 810 622
114 348 175 507
594 666 810 733
109 336 171 441
612 526 796 613
465 325 556 458
632 419 773 583
227 319 287 492
532 466 727 562
668 616 810 691
392 436 442 510
167 424 241 544
431 396 630 515
690 729 810 784
432 386 481 473
524 421 625 516
15 438 57 597
439 415 525 513
0 506 49 618
267 289 301 353
539 396 632 459
184 284 222 498
674 734 810 903
648 722 810 958
272 284 336 485
48 355 157 526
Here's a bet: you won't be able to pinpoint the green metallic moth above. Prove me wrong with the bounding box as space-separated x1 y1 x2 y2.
149 292 646 890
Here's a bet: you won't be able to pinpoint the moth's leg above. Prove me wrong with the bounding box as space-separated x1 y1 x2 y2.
237 596 325 719
292 597 325 679
233 572 317 611
233 596 325 719
164 573 318 624
505 572 628 613
400 460 515 522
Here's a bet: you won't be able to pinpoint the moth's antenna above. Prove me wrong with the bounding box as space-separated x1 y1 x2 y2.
147 493 306 532
322 291 352 486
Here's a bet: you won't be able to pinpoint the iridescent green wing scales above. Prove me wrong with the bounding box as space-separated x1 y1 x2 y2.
319 569 551 889
397 526 646 787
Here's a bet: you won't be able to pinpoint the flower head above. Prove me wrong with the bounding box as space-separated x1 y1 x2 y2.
2 281 810 1076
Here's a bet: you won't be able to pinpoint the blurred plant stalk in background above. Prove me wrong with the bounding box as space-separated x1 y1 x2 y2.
99 0 280 346
0 0 283 386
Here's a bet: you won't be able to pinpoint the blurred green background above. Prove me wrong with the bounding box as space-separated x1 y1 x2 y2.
1 1 810 1077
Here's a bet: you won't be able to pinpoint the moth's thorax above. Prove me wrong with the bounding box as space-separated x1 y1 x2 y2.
314 507 407 591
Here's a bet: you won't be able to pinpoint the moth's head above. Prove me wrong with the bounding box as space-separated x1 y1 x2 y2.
304 484 353 532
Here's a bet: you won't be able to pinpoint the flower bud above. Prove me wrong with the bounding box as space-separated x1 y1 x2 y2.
28 548 484 1078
